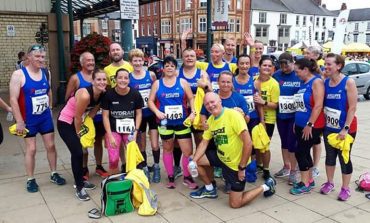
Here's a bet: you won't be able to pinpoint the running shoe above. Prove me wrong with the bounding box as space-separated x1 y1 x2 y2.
76 187 90 201
274 167 290 178
174 166 183 179
166 176 176 189
143 166 151 183
189 186 218 199
50 173 66 185
309 179 316 189
83 181 96 190
26 179 39 193
288 172 297 186
338 187 351 201
320 181 334 195
257 165 264 173
263 169 271 180
183 176 198 190
290 182 311 195
264 177 276 197
214 167 222 178
312 167 320 178
152 164 161 183
95 166 109 178
83 167 89 181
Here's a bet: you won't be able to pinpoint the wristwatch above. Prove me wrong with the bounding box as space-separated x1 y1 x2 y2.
238 164 246 171
306 122 314 127
344 125 350 131
264 101 268 106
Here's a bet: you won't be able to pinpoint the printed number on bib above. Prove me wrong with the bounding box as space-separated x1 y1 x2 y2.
211 82 219 92
139 89 150 108
294 93 306 112
244 96 255 112
31 95 49 115
165 105 183 120
279 95 296 113
116 119 135 134
324 107 341 129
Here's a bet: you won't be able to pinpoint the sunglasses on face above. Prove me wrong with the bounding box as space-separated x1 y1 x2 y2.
28 45 45 53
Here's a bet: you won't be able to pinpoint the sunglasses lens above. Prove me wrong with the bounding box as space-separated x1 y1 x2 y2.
28 45 45 53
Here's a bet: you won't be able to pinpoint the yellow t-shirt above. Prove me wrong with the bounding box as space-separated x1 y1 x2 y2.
103 62 134 87
203 108 247 171
196 61 238 74
259 77 280 124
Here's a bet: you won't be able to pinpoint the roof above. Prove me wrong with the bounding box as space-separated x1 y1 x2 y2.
348 8 370 21
251 0 290 12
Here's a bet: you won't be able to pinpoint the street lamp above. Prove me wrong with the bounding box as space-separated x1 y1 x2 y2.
35 23 48 46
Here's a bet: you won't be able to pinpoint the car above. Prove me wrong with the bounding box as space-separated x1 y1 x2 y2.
342 61 370 100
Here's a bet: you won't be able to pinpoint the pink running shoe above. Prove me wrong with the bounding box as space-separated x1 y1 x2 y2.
338 187 351 201
183 176 199 190
320 181 334 195
166 176 176 189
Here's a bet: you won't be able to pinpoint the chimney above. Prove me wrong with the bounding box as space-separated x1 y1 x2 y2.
313 0 322 6
322 4 326 9
341 3 347 10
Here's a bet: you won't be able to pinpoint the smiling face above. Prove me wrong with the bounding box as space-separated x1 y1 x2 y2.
93 71 107 92
28 50 46 69
131 56 144 72
254 42 264 58
81 53 95 73
224 38 236 56
182 49 197 67
211 44 224 63
324 56 343 77
115 70 130 90
204 92 222 116
163 61 177 77
237 56 251 75
109 43 124 63
218 72 233 94
259 59 273 76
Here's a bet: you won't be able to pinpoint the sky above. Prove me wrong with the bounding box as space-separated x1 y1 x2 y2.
321 0 370 10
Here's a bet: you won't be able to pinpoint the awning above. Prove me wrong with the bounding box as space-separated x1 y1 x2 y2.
342 42 370 53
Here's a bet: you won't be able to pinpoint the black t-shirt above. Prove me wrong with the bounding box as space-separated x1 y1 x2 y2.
101 88 144 133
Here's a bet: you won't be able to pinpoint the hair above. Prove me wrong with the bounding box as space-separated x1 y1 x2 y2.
79 51 93 65
223 37 236 45
259 56 274 67
115 68 129 79
211 43 225 52
182 47 196 54
18 51 25 60
109 42 123 51
307 46 323 60
237 54 251 64
92 69 105 80
295 58 318 73
163 56 178 68
326 53 345 72
218 70 234 81
128 48 144 61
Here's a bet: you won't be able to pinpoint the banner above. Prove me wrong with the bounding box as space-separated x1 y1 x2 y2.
331 9 349 54
212 0 229 27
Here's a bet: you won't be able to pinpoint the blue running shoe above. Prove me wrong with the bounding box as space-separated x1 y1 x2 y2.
290 182 311 195
152 164 161 183
50 173 66 185
27 179 39 193
264 177 276 197
190 186 218 199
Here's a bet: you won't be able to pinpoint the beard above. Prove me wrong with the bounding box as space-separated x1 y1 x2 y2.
112 54 123 63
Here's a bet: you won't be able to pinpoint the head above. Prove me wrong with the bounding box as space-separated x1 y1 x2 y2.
223 38 236 56
109 43 124 63
115 68 130 90
129 48 145 71
162 56 177 77
294 58 318 81
278 52 294 74
18 51 25 61
27 44 46 69
259 56 274 76
254 41 264 58
211 43 225 63
92 69 107 92
182 48 197 67
237 54 251 75
304 46 322 61
164 48 171 57
204 92 223 116
324 53 345 77
218 71 234 94
79 52 95 72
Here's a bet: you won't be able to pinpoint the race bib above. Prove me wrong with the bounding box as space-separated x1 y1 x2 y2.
279 95 296 113
211 81 219 92
294 93 306 112
31 95 49 115
164 105 183 120
324 106 341 129
139 89 150 108
244 96 255 112
116 118 135 133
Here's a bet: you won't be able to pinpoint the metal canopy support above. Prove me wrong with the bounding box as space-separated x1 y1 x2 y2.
207 0 212 61
68 0 74 51
56 0 67 104
121 19 133 60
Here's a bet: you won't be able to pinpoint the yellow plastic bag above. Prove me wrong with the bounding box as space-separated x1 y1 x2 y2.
183 87 205 129
251 123 270 153
79 116 95 148
126 141 144 173
327 133 354 164
9 124 29 137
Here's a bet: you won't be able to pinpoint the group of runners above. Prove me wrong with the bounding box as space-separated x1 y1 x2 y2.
5 31 357 208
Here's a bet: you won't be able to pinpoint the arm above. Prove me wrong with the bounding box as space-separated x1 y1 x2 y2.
149 71 157 82
47 70 53 109
181 79 196 122
339 78 357 139
193 138 210 163
65 74 78 102
197 70 212 91
73 89 90 135
134 108 142 140
9 70 25 132
0 97 11 112
148 80 166 120
102 109 116 148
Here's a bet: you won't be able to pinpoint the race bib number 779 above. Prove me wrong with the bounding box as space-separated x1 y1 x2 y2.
31 95 49 115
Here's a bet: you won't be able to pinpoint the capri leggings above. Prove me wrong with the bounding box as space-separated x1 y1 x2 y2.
324 131 356 174
294 125 322 171
105 132 129 170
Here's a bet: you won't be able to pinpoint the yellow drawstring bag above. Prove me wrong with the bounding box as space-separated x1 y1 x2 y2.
251 123 270 153
327 133 354 164
9 124 29 137
183 87 205 129
126 141 144 173
79 116 96 149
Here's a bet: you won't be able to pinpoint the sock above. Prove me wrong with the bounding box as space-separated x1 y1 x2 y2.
152 149 160 164
163 152 174 176
182 155 190 177
27 177 35 181
309 178 314 183
121 163 126 173
173 146 182 167
262 184 270 192
141 151 147 166
51 171 57 176
211 180 217 187
205 184 214 191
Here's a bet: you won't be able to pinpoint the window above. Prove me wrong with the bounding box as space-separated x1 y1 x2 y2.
83 22 91 36
302 30 307 40
316 17 320 27
355 23 359 31
367 22 370 30
185 0 191 10
303 16 307 26
295 31 299 41
228 19 235 32
180 18 192 33
140 6 144 17
342 64 357 76
367 34 370 44
200 0 207 8
315 31 319 40
280 14 287 24
166 0 171 13
278 27 289 37
321 31 325 42
141 24 144 36
359 63 370 73
322 17 326 27
176 20 180 33
236 0 242 10
147 5 150 16
354 34 358 42
161 20 171 34
175 0 180 11
153 2 157 15
153 23 157 35
256 26 268 37
236 19 241 32
199 17 207 33
147 24 151 36
259 12 267 23
333 18 336 27
296 15 300 26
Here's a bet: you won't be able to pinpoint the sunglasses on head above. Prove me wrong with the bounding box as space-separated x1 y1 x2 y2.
279 59 292 64
28 45 45 53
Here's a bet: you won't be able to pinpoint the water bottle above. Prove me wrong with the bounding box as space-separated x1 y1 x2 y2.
128 131 135 142
188 158 198 178
160 118 167 131
6 112 13 122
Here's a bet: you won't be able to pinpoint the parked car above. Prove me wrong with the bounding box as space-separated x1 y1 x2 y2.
342 61 370 100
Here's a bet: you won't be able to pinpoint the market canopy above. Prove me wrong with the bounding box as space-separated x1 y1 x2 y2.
342 42 370 53
322 41 332 52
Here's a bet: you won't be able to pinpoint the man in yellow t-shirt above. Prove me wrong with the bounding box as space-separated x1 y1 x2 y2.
104 43 133 88
189 92 276 208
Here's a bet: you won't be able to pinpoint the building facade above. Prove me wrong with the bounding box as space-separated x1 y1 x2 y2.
344 8 370 45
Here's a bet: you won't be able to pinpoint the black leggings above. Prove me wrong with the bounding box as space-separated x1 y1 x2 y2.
295 125 322 171
0 122 3 145
324 132 356 174
57 121 84 189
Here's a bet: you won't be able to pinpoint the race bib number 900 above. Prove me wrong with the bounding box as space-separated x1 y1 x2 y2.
165 105 183 120
31 95 49 115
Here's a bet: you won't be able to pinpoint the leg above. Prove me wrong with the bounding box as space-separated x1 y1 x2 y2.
24 137 37 177
41 132 57 172
94 134 104 166
229 187 264 208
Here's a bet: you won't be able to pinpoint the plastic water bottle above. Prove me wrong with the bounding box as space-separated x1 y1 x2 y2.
128 131 135 142
6 112 13 122
188 158 198 178
160 118 167 131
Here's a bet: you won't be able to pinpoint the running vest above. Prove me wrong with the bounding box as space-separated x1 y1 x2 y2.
248 66 259 77
294 77 324 128
206 62 230 92
156 78 187 125
324 77 357 133
129 71 153 117
273 70 301 119
19 67 50 125
233 76 258 119
77 71 92 88
222 56 238 64
178 67 202 94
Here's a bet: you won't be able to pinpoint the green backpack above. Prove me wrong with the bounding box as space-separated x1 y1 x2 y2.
101 173 134 216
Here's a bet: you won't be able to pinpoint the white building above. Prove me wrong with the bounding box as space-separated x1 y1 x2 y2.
344 8 370 45
250 0 337 51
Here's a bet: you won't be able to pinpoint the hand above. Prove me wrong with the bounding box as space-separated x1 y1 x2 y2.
16 122 26 135
155 111 166 120
260 121 266 129
7 106 12 113
188 111 196 122
181 28 192 41
253 94 265 105
302 126 313 141
238 170 246 181
109 134 117 148
202 120 209 130
243 32 255 46
233 107 245 117
337 128 347 140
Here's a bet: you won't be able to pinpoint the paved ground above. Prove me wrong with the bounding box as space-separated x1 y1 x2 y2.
1 94 370 223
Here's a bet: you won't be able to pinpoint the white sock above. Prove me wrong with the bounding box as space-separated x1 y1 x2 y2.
27 177 35 181
51 171 57 176
262 184 270 192
205 184 214 191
